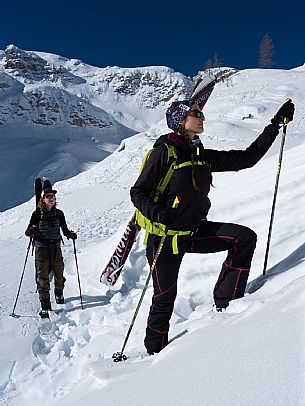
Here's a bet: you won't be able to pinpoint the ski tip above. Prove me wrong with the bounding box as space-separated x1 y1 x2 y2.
100 272 116 286
42 179 52 190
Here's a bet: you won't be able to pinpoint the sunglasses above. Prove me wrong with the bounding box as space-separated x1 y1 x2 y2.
188 109 205 119
45 194 56 199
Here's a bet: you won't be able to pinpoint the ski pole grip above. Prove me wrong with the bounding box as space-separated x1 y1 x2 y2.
284 98 292 125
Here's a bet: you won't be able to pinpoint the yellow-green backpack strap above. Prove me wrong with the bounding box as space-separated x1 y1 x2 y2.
143 229 150 244
139 149 154 173
174 160 206 170
153 144 177 203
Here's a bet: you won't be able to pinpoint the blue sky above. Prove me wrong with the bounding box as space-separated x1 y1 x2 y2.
1 0 304 76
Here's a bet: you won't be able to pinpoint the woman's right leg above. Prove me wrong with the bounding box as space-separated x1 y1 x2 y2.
144 235 184 354
35 247 51 308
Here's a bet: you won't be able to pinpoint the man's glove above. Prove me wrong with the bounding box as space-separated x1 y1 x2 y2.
271 99 295 126
68 231 77 240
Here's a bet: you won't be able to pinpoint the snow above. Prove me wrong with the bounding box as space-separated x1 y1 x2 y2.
1 64 305 406
0 46 192 211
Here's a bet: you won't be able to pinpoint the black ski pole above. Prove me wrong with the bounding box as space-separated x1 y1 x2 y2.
112 234 166 362
10 238 32 317
262 118 289 276
73 239 84 310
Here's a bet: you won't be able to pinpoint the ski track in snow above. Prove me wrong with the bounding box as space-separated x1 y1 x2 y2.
1 67 305 405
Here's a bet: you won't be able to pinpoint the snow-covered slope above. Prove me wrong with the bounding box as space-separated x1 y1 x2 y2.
0 66 305 406
0 45 194 211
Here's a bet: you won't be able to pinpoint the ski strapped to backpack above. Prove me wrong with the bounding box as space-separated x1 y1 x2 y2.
100 215 140 286
133 143 206 254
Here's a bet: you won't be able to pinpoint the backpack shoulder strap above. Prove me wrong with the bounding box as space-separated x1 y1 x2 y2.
139 148 154 173
153 143 177 202
35 207 43 221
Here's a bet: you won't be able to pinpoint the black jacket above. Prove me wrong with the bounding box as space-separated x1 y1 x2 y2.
25 208 70 247
130 123 279 231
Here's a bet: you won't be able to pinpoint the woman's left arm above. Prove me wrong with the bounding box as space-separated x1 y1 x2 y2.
206 123 280 172
206 100 294 172
58 210 70 237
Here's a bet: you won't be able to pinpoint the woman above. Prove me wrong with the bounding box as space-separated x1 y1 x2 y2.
25 187 77 318
130 99 294 355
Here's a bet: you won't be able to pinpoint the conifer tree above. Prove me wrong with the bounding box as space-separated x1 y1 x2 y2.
259 33 274 68
203 58 213 73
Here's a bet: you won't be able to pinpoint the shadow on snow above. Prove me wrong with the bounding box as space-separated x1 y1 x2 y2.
246 242 305 294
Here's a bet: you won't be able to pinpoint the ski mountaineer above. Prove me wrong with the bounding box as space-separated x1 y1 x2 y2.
130 99 295 355
25 187 77 318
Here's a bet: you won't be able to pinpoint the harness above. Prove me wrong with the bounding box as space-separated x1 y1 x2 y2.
134 143 207 254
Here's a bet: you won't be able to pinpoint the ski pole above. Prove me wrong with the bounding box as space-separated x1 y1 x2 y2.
262 118 289 276
73 239 84 310
112 234 167 362
10 238 32 317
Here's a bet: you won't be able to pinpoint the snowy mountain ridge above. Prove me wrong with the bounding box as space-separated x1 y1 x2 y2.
1 44 194 131
0 45 194 211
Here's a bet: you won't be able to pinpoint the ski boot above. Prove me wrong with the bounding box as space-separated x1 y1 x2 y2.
39 309 49 319
39 298 51 318
212 304 227 313
54 289 64 304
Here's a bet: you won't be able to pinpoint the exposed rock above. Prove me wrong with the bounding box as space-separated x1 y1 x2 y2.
0 45 195 131
3 44 85 84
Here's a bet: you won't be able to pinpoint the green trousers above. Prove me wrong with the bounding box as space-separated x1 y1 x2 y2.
35 245 65 301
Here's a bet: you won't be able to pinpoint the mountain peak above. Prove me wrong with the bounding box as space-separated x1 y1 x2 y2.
4 44 49 77
5 44 26 55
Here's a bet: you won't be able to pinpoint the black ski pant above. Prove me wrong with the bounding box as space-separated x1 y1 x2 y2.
144 221 257 354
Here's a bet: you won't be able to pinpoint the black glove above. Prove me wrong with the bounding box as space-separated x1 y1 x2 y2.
157 208 177 228
271 99 295 126
25 226 38 237
68 231 77 240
